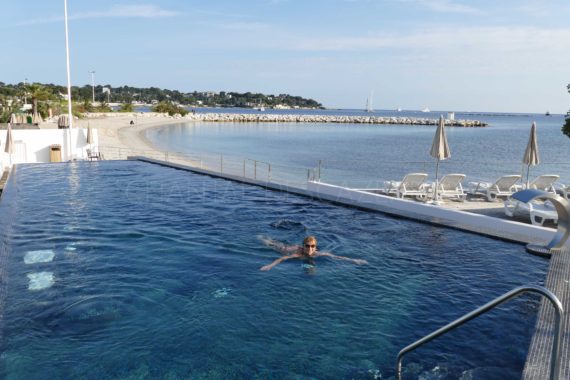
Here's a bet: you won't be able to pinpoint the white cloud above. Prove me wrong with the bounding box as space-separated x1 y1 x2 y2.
413 0 482 14
347 0 482 14
221 22 270 31
92 5 179 18
16 4 178 25
293 26 570 53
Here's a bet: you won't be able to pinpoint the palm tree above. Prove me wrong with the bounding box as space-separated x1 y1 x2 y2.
28 83 55 117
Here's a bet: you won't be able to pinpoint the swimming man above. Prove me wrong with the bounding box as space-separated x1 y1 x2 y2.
260 235 368 271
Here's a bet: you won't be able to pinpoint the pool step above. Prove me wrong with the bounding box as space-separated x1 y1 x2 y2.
24 249 56 291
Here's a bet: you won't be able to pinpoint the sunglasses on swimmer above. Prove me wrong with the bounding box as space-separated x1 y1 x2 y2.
304 244 316 248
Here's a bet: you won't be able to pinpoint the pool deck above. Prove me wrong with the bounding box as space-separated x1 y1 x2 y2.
522 247 570 379
0 169 9 196
131 156 569 379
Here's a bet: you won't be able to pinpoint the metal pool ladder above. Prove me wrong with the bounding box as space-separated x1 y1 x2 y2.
396 285 564 380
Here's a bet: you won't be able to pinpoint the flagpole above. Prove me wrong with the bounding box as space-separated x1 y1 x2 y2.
64 0 74 160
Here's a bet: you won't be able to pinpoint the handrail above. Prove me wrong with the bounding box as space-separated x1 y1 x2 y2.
243 158 271 181
396 285 564 380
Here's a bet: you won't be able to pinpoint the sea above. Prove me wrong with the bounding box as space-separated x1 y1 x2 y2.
144 107 570 188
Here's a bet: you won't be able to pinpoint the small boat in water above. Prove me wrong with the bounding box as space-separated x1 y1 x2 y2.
421 106 430 113
365 91 374 112
396 107 402 112
545 110 551 116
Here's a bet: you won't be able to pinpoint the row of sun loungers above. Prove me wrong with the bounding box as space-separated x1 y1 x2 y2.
359 173 568 227
364 173 565 202
376 172 468 201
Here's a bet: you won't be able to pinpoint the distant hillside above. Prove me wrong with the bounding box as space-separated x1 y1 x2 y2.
0 82 323 110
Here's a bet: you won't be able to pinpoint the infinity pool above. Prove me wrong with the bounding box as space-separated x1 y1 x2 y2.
0 161 548 379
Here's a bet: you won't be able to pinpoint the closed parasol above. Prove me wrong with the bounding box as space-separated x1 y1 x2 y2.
58 114 70 129
429 115 451 203
522 122 539 188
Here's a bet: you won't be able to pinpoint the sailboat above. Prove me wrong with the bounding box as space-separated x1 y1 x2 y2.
365 91 374 112
396 107 402 112
421 106 430 113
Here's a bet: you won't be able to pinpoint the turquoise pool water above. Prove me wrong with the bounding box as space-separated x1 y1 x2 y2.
0 161 548 379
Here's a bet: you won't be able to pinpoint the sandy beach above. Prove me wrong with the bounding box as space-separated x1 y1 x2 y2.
70 112 180 159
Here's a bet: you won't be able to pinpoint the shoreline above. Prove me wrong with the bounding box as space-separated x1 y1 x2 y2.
71 113 178 159
69 110 487 157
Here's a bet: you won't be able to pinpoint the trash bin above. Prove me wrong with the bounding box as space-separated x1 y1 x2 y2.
27 115 33 124
50 144 62 163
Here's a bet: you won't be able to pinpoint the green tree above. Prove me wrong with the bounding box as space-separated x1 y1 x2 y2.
562 84 570 138
28 83 56 117
83 99 94 113
119 102 134 112
95 101 112 113
152 101 188 116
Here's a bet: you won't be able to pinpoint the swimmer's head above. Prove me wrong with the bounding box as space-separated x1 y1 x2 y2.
302 236 317 256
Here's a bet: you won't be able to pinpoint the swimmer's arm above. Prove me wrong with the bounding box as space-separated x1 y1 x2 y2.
260 254 299 271
317 252 368 265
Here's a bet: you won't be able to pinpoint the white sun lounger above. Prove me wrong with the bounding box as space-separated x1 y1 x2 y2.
525 174 559 193
431 173 466 202
504 198 558 226
379 173 429 200
467 175 521 202
554 183 570 200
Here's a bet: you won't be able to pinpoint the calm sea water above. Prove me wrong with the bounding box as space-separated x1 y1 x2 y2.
146 108 570 188
0 161 548 379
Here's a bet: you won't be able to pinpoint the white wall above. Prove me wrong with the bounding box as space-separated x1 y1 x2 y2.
307 180 556 245
0 128 99 170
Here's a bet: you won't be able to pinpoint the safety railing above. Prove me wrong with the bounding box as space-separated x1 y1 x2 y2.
98 145 570 196
243 158 271 182
99 145 310 188
396 285 564 380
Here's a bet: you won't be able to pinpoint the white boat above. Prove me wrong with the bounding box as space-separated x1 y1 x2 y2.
421 107 430 113
396 107 402 112
365 91 374 112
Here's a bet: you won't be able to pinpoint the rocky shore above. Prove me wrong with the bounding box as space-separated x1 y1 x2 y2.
81 112 486 127
181 113 487 127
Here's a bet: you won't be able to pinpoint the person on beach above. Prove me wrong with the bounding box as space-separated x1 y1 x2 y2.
260 235 368 271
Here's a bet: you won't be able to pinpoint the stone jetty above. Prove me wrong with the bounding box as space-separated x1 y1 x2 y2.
182 113 487 127
81 112 487 127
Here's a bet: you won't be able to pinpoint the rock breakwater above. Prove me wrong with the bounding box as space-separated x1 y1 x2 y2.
83 112 487 127
183 113 487 127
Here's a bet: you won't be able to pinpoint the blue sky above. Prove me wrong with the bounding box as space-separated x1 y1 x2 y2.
2 0 570 113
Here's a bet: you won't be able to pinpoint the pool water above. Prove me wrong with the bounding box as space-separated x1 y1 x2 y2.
0 161 548 379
